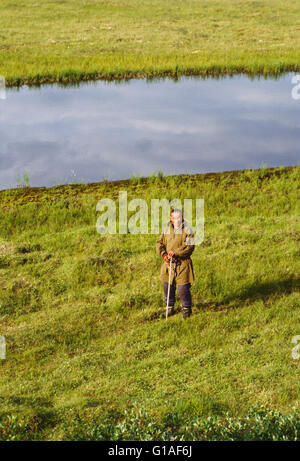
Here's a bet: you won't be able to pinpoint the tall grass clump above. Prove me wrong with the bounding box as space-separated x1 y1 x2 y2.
63 406 300 441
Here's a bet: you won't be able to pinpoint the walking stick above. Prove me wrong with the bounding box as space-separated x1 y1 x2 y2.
166 257 172 320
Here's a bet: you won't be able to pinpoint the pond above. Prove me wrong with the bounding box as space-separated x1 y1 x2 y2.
0 73 299 190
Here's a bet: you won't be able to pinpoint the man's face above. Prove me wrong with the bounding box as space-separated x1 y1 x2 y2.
171 211 182 228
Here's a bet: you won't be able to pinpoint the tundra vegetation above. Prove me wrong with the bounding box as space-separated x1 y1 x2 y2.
1 0 300 86
0 165 299 440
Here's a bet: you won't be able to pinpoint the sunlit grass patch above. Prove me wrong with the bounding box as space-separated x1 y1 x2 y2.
0 165 299 439
1 0 300 86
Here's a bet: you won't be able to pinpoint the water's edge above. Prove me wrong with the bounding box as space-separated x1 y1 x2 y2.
6 66 300 89
0 165 296 196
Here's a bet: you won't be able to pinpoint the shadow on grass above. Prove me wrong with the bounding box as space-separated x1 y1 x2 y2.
195 274 299 313
140 275 299 321
225 274 299 304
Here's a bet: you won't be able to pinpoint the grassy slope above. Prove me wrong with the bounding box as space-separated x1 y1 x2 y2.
1 0 300 87
0 165 299 439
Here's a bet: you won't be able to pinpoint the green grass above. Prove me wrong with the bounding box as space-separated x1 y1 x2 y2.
1 406 299 441
0 165 299 440
1 0 300 87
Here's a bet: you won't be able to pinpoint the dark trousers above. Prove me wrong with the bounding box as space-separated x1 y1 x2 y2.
163 282 192 308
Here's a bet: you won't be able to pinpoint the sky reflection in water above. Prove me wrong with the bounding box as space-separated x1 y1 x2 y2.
0 73 299 190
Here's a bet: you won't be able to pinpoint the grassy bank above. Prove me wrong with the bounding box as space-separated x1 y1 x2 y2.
1 0 300 87
0 165 299 440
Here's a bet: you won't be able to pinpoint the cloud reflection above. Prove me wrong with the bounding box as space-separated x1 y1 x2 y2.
0 74 299 190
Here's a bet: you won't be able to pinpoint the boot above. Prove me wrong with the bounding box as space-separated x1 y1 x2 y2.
182 306 192 319
160 307 175 319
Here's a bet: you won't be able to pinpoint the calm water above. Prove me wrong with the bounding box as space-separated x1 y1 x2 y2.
0 74 299 190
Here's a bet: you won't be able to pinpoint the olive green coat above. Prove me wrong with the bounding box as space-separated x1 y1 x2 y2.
156 220 195 285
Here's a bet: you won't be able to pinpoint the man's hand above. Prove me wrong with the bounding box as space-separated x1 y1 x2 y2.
163 253 169 263
162 251 175 262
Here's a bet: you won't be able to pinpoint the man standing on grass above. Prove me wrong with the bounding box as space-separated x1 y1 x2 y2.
156 209 195 319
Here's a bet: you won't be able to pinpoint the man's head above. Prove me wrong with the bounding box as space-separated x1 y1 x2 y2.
170 209 183 229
